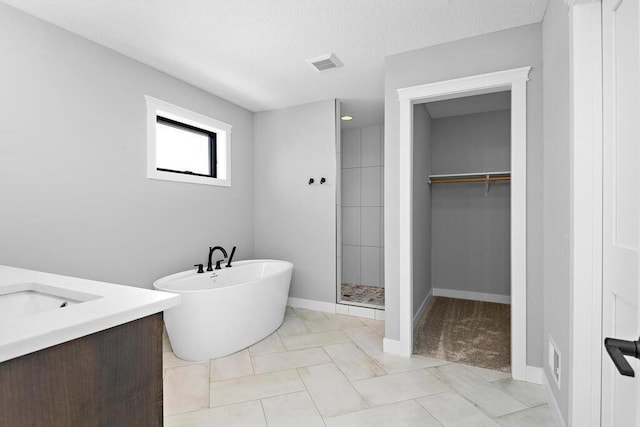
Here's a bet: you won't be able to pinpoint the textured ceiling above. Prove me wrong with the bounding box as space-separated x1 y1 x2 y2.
2 0 547 127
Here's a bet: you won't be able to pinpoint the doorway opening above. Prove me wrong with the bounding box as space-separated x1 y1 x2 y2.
395 67 530 380
411 92 512 372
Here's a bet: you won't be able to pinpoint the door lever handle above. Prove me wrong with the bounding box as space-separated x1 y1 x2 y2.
604 336 640 377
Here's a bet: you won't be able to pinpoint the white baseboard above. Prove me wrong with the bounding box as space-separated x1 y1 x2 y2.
287 297 384 320
542 370 567 427
432 288 511 304
525 365 542 384
345 304 376 319
383 338 410 356
287 297 336 314
335 303 349 315
413 289 432 328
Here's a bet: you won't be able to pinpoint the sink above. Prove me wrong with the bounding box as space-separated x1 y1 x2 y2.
0 282 100 323
0 265 180 364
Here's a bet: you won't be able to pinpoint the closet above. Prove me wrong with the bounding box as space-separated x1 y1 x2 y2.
412 91 512 372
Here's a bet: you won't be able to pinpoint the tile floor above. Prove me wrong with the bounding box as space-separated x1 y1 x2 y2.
163 307 554 427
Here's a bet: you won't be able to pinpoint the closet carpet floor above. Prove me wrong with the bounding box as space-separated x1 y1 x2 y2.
414 296 511 372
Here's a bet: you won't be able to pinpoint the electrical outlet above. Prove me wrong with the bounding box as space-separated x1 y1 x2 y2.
548 335 561 388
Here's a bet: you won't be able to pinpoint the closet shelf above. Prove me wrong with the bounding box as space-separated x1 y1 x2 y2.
428 171 511 185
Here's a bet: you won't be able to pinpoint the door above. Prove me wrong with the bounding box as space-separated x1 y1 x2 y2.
601 0 640 425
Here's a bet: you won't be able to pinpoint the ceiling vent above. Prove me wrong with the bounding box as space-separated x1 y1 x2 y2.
307 54 343 72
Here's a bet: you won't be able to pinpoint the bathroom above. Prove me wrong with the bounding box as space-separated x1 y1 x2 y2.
0 0 605 426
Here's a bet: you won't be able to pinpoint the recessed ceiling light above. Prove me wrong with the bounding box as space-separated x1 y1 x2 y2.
341 115 353 121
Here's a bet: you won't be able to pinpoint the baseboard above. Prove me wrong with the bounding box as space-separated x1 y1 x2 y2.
432 288 511 304
287 297 336 314
542 370 568 427
413 289 432 329
288 297 384 320
383 338 410 356
525 365 542 385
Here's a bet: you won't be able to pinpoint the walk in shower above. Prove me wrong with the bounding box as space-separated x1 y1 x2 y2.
337 124 384 309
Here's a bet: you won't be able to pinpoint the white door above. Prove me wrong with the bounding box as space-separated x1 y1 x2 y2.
601 0 640 426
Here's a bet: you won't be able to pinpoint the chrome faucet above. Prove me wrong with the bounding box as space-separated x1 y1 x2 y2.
208 246 228 271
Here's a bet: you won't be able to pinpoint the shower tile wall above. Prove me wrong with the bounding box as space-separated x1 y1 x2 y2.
341 126 384 288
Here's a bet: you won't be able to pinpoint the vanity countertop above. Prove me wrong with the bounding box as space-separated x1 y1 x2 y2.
0 265 180 363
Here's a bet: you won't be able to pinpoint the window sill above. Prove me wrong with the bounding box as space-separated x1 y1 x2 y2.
147 169 231 187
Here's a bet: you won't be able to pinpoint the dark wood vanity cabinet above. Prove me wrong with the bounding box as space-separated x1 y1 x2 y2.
0 313 164 427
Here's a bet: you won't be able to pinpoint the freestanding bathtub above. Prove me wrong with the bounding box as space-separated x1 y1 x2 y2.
153 259 293 361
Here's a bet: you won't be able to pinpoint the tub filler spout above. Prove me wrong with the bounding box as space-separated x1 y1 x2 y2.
207 246 228 271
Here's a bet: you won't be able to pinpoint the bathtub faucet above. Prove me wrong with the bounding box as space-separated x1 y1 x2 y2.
226 246 237 268
208 246 228 271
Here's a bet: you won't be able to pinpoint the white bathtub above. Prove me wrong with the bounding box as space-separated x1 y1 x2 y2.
153 259 293 361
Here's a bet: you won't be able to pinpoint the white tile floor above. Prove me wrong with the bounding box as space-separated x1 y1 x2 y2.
163 307 554 427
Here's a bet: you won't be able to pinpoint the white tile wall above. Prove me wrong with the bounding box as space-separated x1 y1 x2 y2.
341 168 361 207
342 245 360 285
341 129 361 169
361 207 382 247
342 207 361 246
340 125 384 288
360 167 382 207
360 126 382 167
360 246 383 287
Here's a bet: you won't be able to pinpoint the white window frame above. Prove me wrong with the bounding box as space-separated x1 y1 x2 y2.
145 96 232 187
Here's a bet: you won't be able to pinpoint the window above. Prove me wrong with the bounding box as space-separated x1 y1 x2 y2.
146 96 232 186
156 116 216 177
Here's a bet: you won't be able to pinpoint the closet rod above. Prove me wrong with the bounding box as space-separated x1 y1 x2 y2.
428 176 511 184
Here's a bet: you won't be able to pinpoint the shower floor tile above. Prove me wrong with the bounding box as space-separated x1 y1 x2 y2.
340 283 385 307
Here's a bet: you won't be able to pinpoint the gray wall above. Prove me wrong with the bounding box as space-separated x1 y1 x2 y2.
254 101 337 303
384 23 543 367
412 105 433 316
430 110 511 297
542 0 571 421
341 126 385 288
0 3 254 288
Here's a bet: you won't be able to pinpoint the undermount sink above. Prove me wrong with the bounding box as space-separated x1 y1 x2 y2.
0 282 100 323
0 265 180 364
0 266 180 427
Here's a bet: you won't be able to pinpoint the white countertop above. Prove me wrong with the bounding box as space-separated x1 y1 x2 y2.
0 265 180 363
